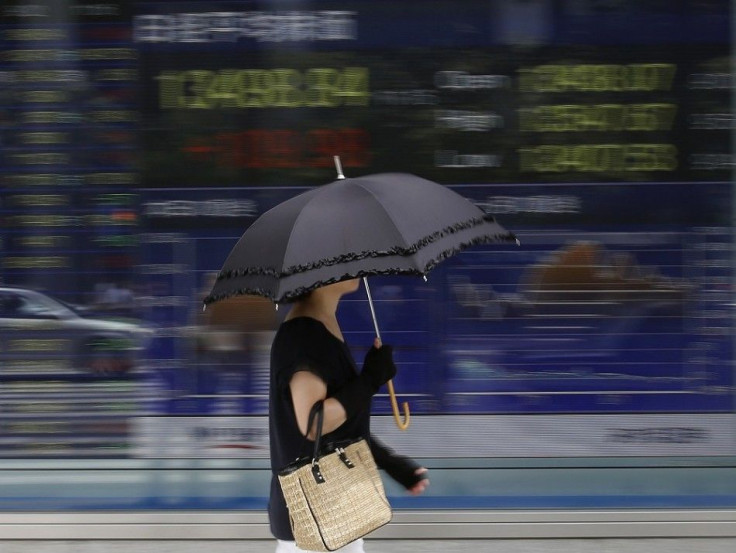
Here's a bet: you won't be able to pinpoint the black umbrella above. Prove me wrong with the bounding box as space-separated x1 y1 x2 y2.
204 162 517 428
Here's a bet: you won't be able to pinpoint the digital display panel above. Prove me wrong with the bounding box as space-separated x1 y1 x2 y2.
134 1 730 187
0 0 733 461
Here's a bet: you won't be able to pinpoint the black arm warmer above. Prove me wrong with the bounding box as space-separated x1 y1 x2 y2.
332 345 397 419
369 434 427 490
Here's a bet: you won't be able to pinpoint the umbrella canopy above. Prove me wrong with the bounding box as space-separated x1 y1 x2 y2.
204 172 516 306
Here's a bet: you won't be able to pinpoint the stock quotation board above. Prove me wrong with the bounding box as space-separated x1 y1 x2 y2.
1 0 734 459
0 2 148 459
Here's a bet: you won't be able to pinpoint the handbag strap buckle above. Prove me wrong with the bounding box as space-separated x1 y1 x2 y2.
337 447 355 469
311 461 325 484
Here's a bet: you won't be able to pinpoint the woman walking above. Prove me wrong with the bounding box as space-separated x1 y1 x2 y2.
268 278 429 553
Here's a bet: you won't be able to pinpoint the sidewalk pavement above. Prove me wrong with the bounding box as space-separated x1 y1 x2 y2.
1 539 736 553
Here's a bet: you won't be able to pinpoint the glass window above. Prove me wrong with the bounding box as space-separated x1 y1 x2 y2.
0 0 733 521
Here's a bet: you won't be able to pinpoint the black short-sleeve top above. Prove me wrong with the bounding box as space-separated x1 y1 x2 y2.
268 316 370 540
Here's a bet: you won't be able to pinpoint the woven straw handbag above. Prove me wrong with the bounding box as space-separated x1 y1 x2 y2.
278 400 392 551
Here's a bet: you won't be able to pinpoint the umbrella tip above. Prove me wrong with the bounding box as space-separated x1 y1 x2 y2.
333 155 345 180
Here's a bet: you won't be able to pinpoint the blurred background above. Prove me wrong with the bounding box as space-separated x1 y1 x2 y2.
0 0 734 537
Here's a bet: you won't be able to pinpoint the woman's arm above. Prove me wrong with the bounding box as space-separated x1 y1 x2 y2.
289 341 397 439
370 434 430 495
290 370 347 439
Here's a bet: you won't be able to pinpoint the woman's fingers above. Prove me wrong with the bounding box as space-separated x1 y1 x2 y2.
409 468 429 495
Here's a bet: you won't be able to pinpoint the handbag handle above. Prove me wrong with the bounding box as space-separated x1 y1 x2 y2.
306 400 327 484
306 400 325 461
304 400 357 484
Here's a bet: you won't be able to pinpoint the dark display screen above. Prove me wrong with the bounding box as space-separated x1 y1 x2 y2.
135 2 730 186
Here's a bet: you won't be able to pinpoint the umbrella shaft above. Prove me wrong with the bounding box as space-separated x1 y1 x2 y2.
362 277 382 342
363 277 410 430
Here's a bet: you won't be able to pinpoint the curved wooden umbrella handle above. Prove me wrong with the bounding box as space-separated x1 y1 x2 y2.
363 277 411 431
386 379 410 430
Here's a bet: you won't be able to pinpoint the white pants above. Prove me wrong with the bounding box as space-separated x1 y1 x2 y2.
276 538 365 553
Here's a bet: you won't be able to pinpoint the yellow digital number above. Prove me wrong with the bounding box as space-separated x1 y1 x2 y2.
157 70 180 109
184 70 215 109
18 236 69 248
21 132 69 145
625 144 678 171
206 69 242 108
519 64 677 92
158 68 369 109
11 152 70 165
519 144 677 172
9 194 68 207
270 69 303 107
22 90 68 103
4 29 65 40
3 256 70 269
304 68 341 107
520 103 677 132
333 67 369 106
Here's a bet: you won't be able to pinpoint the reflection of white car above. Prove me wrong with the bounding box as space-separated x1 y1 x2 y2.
0 287 152 376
